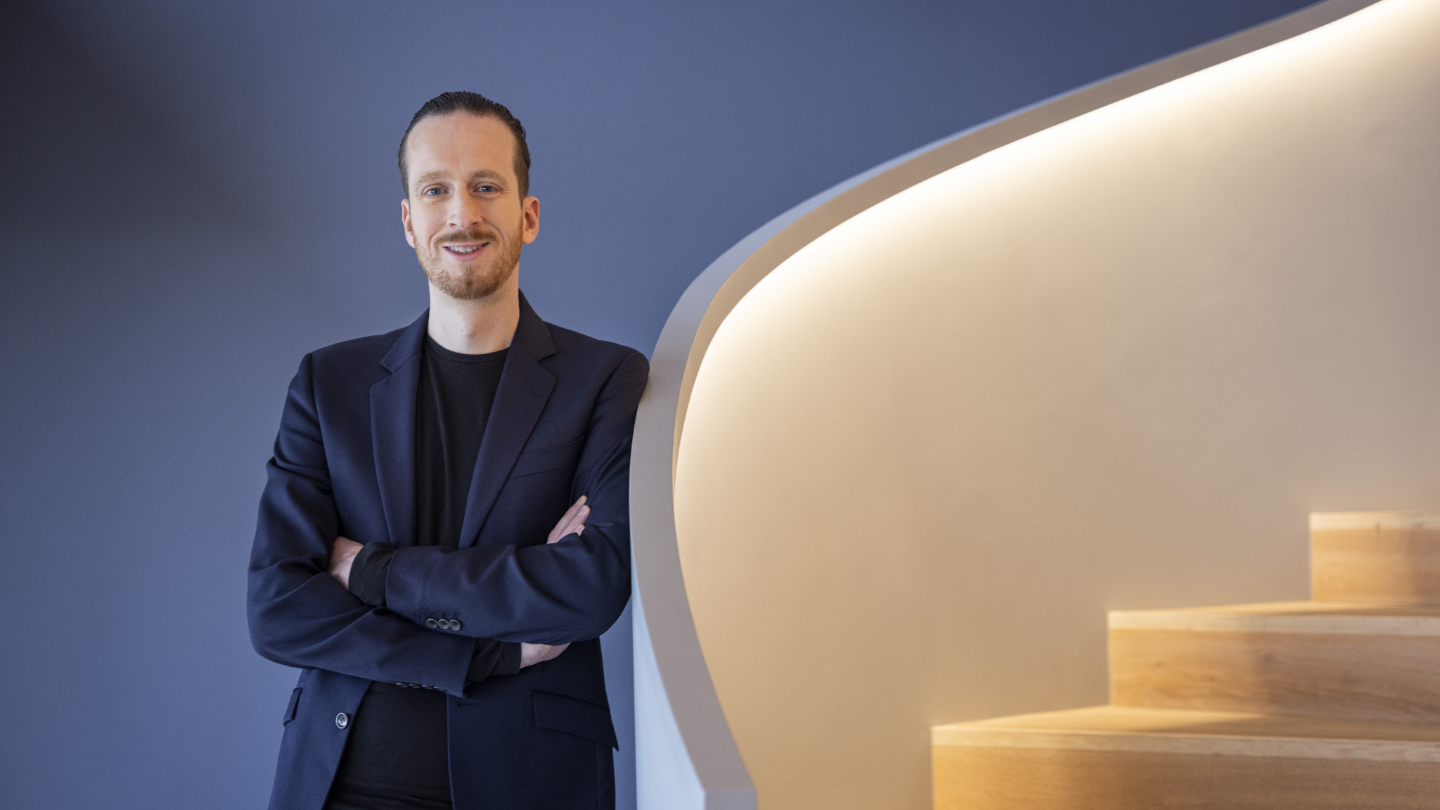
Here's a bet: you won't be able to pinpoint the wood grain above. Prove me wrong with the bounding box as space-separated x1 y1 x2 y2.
934 744 1440 810
934 706 1440 809
935 705 1440 750
1109 620 1440 723
1311 519 1440 604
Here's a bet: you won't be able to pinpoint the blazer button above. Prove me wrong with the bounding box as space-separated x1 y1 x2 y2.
449 619 462 631
335 713 349 730
425 618 439 629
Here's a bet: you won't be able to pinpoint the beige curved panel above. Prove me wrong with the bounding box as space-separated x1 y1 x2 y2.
633 0 1440 808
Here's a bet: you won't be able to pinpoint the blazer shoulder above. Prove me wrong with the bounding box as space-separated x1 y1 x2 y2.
544 322 648 376
306 324 410 375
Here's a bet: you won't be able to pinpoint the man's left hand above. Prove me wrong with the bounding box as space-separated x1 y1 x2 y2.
329 536 363 590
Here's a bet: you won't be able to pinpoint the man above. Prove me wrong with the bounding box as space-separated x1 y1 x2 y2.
247 91 648 810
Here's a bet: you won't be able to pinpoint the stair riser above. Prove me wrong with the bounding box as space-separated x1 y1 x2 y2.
1109 628 1440 724
1312 526 1440 605
934 745 1440 810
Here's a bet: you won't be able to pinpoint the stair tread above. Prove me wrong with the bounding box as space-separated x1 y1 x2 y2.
934 706 1440 760
1310 510 1440 530
1109 601 1440 635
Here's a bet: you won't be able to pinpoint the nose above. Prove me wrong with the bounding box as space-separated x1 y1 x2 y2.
447 189 483 230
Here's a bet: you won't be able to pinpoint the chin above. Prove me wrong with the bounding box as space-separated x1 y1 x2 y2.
427 261 515 301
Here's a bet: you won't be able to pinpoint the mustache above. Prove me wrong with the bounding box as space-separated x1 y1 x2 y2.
432 227 499 246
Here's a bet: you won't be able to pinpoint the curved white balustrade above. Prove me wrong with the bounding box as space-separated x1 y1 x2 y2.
631 0 1440 806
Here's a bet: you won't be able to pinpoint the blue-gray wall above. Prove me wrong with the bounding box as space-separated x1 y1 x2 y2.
0 1 1314 807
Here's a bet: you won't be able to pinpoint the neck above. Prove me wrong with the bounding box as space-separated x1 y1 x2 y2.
426 275 521 355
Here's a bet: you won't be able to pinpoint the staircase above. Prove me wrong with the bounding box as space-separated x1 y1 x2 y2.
932 511 1440 809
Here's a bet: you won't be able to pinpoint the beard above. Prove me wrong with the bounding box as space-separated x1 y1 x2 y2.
417 221 523 301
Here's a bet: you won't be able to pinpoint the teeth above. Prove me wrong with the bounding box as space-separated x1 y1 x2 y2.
448 245 480 254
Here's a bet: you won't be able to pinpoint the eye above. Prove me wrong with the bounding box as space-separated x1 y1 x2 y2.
477 184 498 193
422 186 445 196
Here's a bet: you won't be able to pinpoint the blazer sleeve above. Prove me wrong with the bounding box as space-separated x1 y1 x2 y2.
381 350 649 645
246 353 477 695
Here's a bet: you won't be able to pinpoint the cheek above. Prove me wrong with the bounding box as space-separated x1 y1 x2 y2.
406 214 440 249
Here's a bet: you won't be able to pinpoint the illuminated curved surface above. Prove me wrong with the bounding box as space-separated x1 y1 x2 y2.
629 0 1440 806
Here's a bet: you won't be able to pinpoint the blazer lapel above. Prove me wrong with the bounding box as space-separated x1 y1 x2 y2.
370 312 428 547
457 292 557 548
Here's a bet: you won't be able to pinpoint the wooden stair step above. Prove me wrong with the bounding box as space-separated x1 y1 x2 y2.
933 705 1440 810
1311 510 1440 605
1108 601 1440 723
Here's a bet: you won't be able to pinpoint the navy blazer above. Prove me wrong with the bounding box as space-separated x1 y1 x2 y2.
248 294 648 810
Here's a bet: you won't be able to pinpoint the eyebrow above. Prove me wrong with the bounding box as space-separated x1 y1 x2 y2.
413 169 507 187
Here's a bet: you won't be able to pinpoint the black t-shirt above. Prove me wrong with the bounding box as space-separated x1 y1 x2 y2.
326 337 519 810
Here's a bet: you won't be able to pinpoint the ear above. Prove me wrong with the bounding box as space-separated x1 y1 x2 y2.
401 198 416 248
521 195 540 245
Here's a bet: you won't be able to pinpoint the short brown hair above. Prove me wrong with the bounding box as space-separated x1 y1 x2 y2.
398 91 531 197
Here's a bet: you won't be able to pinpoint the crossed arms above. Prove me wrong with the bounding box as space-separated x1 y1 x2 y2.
325 497 593 668
246 349 646 696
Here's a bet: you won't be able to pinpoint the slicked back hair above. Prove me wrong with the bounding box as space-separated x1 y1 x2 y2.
398 91 531 198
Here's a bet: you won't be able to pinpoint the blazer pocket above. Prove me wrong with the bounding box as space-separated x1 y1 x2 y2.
282 687 302 725
508 437 584 480
532 691 618 749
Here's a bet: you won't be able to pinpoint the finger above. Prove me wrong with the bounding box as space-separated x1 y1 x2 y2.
561 495 584 533
551 505 591 544
547 498 588 543
560 506 589 538
555 504 582 533
564 507 590 539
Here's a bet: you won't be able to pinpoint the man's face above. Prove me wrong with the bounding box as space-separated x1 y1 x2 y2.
401 112 539 301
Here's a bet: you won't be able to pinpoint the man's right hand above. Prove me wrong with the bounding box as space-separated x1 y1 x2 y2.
520 642 568 667
518 496 590 667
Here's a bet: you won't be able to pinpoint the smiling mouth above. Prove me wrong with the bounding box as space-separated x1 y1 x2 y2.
443 242 489 256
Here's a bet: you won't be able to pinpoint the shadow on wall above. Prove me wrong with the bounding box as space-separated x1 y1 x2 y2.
0 6 341 810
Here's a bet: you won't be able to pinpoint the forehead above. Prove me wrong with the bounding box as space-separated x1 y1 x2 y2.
405 112 519 185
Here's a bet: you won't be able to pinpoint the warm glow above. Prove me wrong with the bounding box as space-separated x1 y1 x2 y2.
672 0 1440 807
